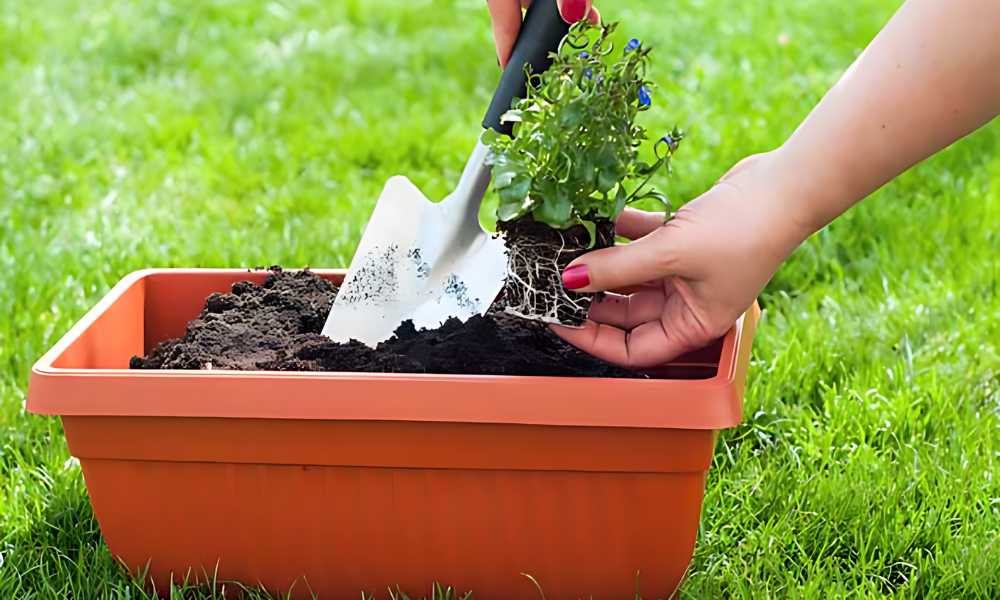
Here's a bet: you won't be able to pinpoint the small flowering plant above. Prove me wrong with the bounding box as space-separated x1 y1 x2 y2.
483 21 683 230
484 21 684 326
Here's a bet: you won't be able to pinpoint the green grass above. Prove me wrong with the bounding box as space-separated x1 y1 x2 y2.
1 0 997 597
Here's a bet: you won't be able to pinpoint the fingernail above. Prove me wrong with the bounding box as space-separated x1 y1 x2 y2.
562 265 590 290
561 0 588 23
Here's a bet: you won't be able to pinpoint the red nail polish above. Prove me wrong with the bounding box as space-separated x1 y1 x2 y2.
562 265 590 290
561 0 588 23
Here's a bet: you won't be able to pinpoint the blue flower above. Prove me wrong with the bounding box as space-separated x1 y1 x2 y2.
638 86 651 107
660 134 677 150
578 51 590 59
583 68 593 79
625 38 641 53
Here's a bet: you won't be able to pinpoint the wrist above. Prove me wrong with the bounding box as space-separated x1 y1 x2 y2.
764 142 858 244
717 150 818 261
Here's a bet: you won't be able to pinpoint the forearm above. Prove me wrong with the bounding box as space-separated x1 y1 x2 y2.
774 0 1000 237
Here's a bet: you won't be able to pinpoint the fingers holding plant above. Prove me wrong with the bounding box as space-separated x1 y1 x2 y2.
553 152 811 368
553 283 718 368
551 209 720 368
558 217 679 295
487 0 601 67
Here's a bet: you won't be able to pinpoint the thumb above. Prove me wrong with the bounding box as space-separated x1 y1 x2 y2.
561 226 679 293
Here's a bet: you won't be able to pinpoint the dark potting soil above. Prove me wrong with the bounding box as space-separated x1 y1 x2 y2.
496 216 616 326
130 268 642 378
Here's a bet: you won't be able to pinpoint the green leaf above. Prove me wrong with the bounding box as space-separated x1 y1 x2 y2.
493 167 518 189
613 185 628 218
491 154 525 188
576 193 605 217
559 100 586 129
533 177 559 205
480 128 501 146
497 175 531 204
532 184 573 228
570 153 595 187
498 194 531 222
500 109 524 124
597 164 622 194
594 144 625 193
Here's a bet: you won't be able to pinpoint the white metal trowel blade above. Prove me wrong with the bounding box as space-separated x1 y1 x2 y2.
322 166 507 347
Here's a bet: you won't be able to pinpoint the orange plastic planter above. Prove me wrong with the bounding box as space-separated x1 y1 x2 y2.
28 269 758 599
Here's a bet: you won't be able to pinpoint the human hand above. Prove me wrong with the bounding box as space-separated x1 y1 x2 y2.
487 0 600 68
552 152 812 368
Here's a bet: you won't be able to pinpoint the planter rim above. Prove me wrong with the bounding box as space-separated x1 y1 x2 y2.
28 268 759 430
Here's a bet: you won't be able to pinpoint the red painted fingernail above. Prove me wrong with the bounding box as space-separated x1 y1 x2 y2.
562 265 590 290
561 0 588 23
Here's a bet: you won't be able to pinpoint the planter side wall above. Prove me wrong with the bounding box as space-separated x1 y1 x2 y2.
51 276 146 370
65 416 715 599
81 457 706 600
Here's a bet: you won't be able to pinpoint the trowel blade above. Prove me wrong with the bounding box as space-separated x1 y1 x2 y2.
322 175 507 347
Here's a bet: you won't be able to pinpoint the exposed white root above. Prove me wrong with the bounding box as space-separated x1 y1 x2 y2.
501 230 593 325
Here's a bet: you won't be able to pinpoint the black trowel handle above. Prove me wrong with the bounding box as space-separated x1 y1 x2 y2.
482 0 570 136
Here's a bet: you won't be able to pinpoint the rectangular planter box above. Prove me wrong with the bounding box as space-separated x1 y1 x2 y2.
28 269 758 599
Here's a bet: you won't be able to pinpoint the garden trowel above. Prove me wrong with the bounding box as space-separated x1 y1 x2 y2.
322 0 569 346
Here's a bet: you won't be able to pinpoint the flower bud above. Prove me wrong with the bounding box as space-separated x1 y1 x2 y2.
638 86 651 107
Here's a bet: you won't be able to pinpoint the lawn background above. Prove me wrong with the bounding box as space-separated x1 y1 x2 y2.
1 0 998 598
